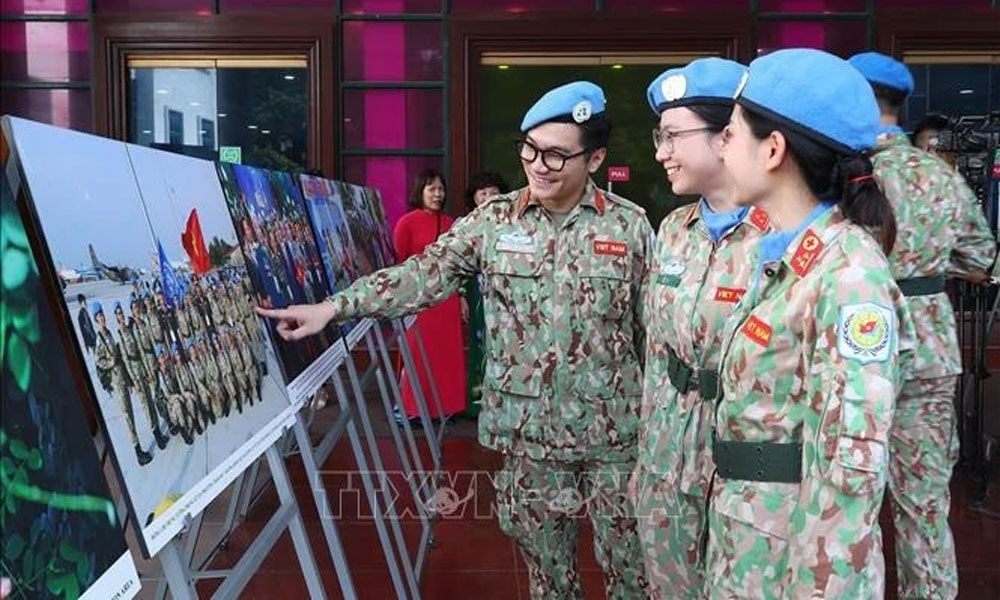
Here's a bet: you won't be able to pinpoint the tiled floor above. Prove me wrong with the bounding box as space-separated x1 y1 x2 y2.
158 429 998 600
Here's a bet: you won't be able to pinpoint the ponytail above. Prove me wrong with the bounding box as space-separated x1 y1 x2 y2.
741 106 896 254
831 154 896 254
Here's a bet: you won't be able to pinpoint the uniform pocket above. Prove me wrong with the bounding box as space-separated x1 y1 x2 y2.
817 372 889 497
577 259 631 321
483 245 546 367
484 361 544 443
564 366 641 452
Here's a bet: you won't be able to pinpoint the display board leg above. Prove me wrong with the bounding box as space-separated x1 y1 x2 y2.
262 444 326 600
409 322 448 446
336 361 423 599
379 322 442 474
328 369 411 599
365 327 437 507
293 411 358 600
159 537 198 600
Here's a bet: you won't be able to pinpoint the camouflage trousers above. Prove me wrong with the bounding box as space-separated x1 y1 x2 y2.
495 453 648 599
704 494 886 599
633 465 706 599
888 375 959 600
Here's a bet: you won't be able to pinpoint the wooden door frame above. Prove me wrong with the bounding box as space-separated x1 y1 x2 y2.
874 6 1000 56
448 11 752 212
93 11 337 177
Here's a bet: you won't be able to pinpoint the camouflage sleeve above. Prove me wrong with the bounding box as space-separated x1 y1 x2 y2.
786 253 905 597
328 211 483 321
632 219 654 367
947 172 996 277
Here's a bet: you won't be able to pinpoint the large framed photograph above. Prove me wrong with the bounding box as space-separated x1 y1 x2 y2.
216 163 340 385
3 117 296 557
354 184 396 270
1 146 140 600
337 181 383 278
300 174 362 337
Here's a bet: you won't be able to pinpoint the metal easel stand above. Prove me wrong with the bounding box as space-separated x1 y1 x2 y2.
382 317 445 469
358 324 438 578
156 437 326 599
333 327 427 599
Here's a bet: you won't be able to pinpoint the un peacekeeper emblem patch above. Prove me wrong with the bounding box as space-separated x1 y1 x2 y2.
838 302 893 363
655 259 685 287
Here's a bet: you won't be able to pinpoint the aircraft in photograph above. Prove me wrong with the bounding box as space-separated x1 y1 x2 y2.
89 243 137 283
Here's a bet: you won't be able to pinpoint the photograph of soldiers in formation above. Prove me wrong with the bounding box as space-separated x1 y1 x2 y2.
217 163 339 383
86 270 268 467
15 122 291 544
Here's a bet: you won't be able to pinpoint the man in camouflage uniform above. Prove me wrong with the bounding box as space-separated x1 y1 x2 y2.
260 81 651 599
851 52 997 600
176 295 195 352
196 336 227 419
217 329 245 414
173 342 207 433
153 345 195 444
118 300 169 450
137 294 175 434
633 59 765 599
234 328 261 404
184 339 218 425
93 302 152 465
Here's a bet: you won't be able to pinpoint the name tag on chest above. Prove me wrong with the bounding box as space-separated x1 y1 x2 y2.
495 232 537 254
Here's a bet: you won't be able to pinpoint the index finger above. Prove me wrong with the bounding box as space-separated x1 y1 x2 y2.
255 306 289 320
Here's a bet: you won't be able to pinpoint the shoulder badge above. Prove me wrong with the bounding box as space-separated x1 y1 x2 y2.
838 302 893 364
790 229 824 277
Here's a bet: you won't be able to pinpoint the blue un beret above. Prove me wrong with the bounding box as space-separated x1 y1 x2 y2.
736 48 880 154
848 52 914 95
646 57 747 114
90 301 103 316
520 81 606 133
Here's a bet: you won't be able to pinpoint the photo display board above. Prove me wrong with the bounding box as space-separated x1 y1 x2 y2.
4 117 296 557
1 139 140 600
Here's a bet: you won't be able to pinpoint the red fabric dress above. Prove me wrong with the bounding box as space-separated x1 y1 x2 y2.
393 209 467 418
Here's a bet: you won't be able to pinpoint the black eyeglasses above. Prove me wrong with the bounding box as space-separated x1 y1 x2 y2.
651 126 714 152
516 139 589 172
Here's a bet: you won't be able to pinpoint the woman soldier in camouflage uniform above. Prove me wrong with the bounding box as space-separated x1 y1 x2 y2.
706 49 916 598
630 58 767 599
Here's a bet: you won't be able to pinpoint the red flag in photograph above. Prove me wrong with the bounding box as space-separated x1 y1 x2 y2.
181 209 212 274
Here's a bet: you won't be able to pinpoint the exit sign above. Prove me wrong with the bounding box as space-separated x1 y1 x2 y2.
219 146 242 164
608 166 630 182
